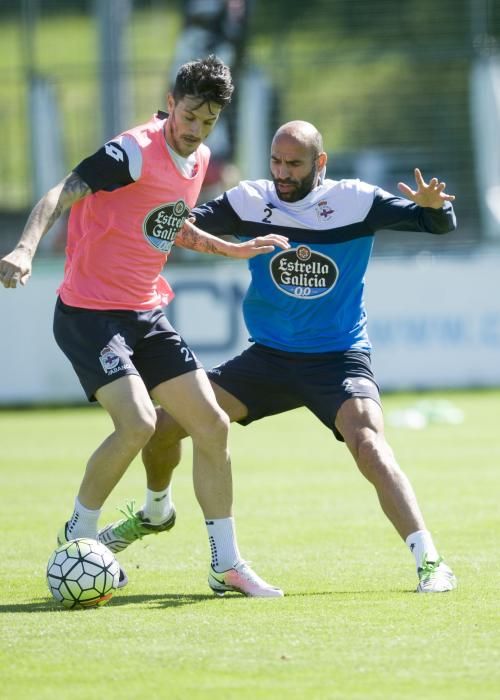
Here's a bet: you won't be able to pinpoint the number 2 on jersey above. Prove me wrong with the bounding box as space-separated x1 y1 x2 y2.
180 346 193 363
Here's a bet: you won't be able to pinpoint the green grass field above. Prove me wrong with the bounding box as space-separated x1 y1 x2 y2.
1 389 499 699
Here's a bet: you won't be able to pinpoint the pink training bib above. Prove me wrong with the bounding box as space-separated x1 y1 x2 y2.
59 114 210 310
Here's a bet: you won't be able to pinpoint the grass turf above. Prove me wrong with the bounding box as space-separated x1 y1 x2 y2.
0 389 499 699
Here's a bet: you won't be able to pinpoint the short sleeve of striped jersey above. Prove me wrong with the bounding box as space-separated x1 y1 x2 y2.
192 193 242 236
73 133 143 193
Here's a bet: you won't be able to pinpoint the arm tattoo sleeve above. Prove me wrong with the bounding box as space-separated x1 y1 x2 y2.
175 223 230 256
17 172 91 255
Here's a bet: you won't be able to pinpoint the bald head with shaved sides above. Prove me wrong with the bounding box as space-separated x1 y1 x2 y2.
270 121 327 202
273 121 324 158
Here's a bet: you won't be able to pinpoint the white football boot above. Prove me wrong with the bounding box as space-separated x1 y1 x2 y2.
208 561 284 598
416 556 457 593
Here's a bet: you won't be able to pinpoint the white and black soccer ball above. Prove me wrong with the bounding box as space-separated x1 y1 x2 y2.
47 538 120 609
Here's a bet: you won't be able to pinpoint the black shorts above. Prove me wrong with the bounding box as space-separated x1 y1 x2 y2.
207 343 381 441
53 297 202 401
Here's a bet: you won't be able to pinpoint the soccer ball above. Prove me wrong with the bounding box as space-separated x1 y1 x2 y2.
47 538 120 609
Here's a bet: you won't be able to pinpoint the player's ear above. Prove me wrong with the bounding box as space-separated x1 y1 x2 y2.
316 152 328 184
317 152 328 171
166 93 175 114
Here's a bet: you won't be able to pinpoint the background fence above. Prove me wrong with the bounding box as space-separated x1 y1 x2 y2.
0 0 499 251
1 0 500 402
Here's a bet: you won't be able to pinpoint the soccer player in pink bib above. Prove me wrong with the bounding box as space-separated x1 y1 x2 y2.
0 56 287 597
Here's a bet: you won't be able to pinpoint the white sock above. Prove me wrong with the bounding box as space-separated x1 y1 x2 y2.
66 498 101 539
143 486 173 524
406 529 440 569
205 517 242 572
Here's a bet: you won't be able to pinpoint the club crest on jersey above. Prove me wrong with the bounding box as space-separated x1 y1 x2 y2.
143 200 190 253
316 199 335 222
270 245 338 299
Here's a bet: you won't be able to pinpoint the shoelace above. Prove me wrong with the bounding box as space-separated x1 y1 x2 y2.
114 501 147 540
418 555 444 580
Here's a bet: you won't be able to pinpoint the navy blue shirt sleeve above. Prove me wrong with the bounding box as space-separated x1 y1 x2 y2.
74 140 138 193
192 193 241 236
365 187 457 234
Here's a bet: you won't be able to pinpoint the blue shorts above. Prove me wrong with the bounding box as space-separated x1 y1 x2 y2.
53 298 202 401
207 343 381 441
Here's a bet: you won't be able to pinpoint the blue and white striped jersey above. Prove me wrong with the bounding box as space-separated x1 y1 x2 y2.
193 178 456 352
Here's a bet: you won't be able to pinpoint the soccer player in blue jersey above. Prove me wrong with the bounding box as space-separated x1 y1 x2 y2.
100 120 457 594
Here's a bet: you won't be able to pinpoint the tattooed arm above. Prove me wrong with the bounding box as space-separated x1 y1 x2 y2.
0 172 91 289
175 220 290 259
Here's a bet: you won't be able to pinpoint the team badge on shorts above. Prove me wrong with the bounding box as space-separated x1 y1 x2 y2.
342 377 376 394
98 334 133 377
99 346 121 374
270 245 338 299
143 200 190 253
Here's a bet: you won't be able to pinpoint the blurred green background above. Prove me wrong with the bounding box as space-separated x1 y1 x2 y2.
1 0 499 254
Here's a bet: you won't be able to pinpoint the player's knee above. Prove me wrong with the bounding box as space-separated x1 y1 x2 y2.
117 406 157 450
142 408 186 472
191 408 230 450
153 407 186 446
142 410 184 469
130 420 157 450
355 432 398 481
351 429 382 466
137 412 157 442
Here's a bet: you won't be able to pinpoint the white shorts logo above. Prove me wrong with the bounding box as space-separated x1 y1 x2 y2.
99 346 121 374
342 377 375 393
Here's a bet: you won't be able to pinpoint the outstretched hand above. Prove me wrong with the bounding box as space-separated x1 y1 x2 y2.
232 234 290 259
0 248 32 289
398 168 455 209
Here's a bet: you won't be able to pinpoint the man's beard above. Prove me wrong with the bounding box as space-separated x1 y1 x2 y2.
166 112 198 156
273 163 317 202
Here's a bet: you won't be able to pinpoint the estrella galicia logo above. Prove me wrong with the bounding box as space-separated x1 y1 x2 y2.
270 245 338 299
143 200 190 253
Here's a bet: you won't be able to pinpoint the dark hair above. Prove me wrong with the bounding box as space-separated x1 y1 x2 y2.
172 55 234 110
